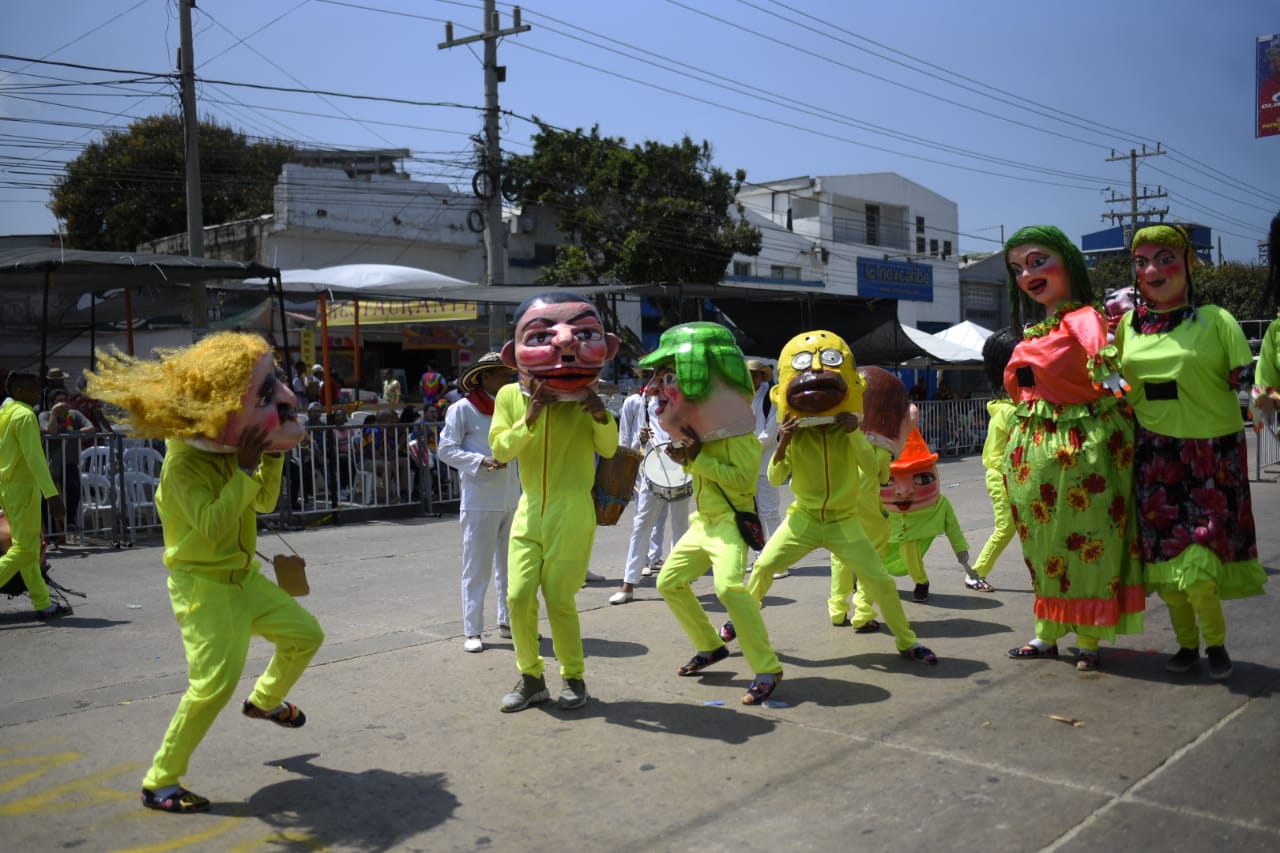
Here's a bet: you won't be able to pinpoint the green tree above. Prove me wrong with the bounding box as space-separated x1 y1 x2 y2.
50 114 294 251
503 122 761 287
1195 262 1268 322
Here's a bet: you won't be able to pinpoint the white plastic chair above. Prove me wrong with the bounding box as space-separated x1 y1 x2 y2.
78 472 115 534
122 447 164 479
79 446 113 477
121 471 159 537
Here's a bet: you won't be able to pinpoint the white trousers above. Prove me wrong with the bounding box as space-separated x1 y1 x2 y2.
460 507 515 636
756 474 782 539
624 487 690 585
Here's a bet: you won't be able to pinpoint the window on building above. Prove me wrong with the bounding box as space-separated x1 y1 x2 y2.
769 265 801 280
865 204 880 246
733 261 751 277
915 216 925 234
916 236 926 255
942 240 952 259
929 238 938 257
533 243 557 266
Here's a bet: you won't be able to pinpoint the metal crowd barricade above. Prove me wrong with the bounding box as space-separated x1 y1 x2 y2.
912 397 991 458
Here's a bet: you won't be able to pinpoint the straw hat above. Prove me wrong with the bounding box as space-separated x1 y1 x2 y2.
458 352 509 392
745 358 773 381
47 367 70 382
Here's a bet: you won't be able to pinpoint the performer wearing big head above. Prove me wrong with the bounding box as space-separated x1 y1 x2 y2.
640 322 784 705
1117 224 1266 680
1002 225 1143 672
733 330 939 665
86 332 324 813
489 291 619 713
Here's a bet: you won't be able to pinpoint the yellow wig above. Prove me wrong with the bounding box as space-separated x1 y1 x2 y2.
86 332 271 440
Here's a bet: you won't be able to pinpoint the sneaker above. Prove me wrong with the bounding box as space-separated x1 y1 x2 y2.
608 589 634 605
497 624 512 639
500 674 549 713
557 678 589 710
912 582 930 602
463 636 484 653
34 603 73 621
1165 647 1200 673
1206 645 1233 681
641 565 653 577
772 569 791 580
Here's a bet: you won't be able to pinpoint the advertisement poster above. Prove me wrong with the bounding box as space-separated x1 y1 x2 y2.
1258 33 1280 139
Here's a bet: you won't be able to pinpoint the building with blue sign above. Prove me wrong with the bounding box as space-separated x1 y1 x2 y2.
728 173 961 332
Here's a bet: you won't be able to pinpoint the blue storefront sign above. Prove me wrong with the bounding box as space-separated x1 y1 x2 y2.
857 257 933 302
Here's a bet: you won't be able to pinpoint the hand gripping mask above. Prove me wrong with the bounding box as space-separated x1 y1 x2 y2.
771 330 865 426
501 292 619 400
638 321 755 444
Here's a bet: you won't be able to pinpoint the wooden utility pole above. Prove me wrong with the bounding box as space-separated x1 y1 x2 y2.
1102 144 1168 248
439 1 530 349
178 0 207 338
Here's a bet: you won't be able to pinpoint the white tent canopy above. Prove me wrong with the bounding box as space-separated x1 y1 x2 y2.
899 325 983 366
935 320 994 354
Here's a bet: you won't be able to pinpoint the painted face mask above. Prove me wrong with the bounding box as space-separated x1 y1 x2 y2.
859 366 912 456
638 322 755 444
502 297 619 400
216 352 305 452
881 429 941 514
772 330 865 425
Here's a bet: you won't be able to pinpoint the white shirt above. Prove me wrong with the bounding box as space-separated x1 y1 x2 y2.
618 392 673 451
437 395 520 513
751 382 779 476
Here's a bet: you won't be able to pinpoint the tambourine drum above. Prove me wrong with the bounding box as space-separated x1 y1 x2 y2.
642 445 693 501
592 447 643 526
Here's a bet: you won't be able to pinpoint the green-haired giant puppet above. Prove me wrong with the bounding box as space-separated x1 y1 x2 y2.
639 322 783 706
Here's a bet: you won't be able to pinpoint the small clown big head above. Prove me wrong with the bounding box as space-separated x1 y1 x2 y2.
882 428 941 513
501 291 619 399
638 321 755 442
85 332 304 452
772 330 865 423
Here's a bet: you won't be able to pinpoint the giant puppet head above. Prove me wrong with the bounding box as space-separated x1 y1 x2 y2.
638 321 755 443
881 428 941 514
85 332 304 453
501 291 619 400
771 330 865 426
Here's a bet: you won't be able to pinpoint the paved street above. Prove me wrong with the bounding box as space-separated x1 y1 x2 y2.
2 443 1278 852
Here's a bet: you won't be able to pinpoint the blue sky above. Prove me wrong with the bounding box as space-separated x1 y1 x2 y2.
2 0 1278 263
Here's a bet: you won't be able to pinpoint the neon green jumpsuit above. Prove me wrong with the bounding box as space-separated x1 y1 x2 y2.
971 399 1016 579
748 425 923 652
142 440 325 791
842 442 893 627
657 432 781 676
489 383 619 681
883 497 970 584
0 399 60 610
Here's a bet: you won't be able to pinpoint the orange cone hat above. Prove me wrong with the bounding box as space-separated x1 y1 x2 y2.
890 428 938 475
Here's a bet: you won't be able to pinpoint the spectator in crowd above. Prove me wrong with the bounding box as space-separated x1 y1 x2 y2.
420 363 445 407
323 408 354 502
0 372 70 619
908 379 928 401
39 389 95 543
291 361 309 399
382 369 402 407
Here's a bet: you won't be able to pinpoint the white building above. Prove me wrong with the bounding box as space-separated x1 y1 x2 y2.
730 173 961 331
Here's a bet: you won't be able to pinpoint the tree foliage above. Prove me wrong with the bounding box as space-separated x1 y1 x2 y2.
50 114 295 251
503 122 761 286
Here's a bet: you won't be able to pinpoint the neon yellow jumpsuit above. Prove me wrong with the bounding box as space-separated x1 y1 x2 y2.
748 425 923 652
657 433 781 676
883 497 969 584
971 399 1016 579
489 383 619 681
142 440 325 791
841 443 893 627
0 399 60 610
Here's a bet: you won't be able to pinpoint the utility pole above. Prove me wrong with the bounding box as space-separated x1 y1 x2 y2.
178 0 207 339
1102 144 1168 249
439 1 530 350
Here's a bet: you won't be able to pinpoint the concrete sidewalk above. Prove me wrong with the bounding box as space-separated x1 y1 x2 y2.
1 448 1278 852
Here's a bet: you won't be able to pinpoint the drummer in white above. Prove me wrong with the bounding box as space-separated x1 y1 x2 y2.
609 367 691 605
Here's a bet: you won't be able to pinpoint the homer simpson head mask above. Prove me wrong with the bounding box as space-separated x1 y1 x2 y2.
771 330 865 423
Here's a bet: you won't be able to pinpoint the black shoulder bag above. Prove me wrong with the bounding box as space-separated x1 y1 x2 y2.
713 483 767 551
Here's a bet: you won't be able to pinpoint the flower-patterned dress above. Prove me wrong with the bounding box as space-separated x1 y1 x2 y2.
1116 304 1266 599
1004 303 1145 641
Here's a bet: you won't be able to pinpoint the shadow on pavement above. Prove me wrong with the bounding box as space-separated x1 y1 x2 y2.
221 753 459 852
546 697 778 743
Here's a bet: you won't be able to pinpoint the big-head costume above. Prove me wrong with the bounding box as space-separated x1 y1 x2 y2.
639 322 783 705
880 429 970 595
86 332 324 812
490 292 619 712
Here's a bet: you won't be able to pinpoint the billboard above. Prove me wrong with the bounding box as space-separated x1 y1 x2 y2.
857 256 933 302
1259 32 1280 139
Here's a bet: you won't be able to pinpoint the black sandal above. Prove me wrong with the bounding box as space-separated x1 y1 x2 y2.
242 699 307 728
141 786 211 813
853 619 882 634
677 645 729 676
1008 644 1058 659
